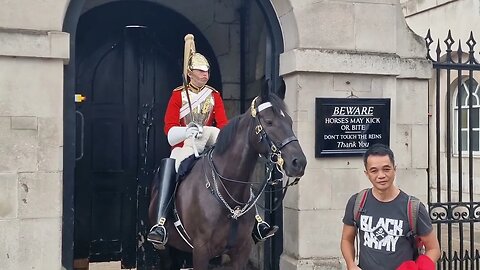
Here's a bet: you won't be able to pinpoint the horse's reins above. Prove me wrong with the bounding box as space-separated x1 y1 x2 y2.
205 149 266 220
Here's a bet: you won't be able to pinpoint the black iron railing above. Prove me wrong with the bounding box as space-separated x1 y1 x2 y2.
426 29 480 270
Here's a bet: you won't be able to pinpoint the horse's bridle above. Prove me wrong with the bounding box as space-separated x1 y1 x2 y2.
250 97 300 184
200 96 302 220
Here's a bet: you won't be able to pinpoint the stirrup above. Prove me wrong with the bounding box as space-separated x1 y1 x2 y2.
253 221 279 242
147 224 168 250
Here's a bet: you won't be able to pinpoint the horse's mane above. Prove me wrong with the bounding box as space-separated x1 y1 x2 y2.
215 115 242 155
215 93 288 155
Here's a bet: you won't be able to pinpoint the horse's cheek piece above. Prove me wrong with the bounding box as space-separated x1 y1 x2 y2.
250 96 286 169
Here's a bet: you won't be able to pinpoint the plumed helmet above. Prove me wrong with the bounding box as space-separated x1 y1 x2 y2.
189 53 210 72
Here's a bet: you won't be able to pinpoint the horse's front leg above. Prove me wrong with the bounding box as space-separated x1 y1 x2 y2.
228 241 253 270
192 247 210 270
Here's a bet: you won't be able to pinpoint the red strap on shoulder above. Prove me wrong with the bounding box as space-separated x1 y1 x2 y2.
354 189 369 222
408 197 414 230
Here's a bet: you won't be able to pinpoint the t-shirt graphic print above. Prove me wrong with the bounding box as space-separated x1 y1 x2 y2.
361 216 404 252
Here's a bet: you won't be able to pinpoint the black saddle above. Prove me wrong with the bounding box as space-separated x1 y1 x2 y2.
177 154 200 181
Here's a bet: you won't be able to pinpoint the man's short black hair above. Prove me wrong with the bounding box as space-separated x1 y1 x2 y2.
363 143 395 168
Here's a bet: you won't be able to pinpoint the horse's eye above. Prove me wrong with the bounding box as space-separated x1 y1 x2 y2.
265 119 273 126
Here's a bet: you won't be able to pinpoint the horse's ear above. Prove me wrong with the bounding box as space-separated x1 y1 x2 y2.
260 77 270 103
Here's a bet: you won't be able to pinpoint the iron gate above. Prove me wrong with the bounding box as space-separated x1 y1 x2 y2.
426 30 480 269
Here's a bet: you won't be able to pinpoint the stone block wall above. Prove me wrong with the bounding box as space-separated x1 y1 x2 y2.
0 1 69 268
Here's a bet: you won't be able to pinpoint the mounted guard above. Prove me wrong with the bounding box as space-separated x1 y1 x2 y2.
147 34 278 250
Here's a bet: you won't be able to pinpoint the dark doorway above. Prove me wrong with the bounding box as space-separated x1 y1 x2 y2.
73 2 218 268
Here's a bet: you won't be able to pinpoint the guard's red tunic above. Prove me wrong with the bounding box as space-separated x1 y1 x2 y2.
164 85 228 148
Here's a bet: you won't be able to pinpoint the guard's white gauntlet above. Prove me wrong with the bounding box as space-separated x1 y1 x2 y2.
186 122 203 139
167 122 203 146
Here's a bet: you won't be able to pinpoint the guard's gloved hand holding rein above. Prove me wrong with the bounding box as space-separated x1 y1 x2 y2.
186 122 203 139
167 122 203 146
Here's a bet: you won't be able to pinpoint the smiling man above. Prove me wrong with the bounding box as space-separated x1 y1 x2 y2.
340 144 440 270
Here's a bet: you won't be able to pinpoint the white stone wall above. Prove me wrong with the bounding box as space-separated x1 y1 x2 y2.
275 0 431 269
0 0 69 269
403 0 480 44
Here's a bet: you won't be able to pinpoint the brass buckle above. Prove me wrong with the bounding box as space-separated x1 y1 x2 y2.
271 144 278 152
276 156 284 168
255 125 263 134
270 152 284 168
159 217 166 226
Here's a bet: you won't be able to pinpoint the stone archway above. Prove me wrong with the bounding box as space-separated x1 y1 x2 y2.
63 0 286 269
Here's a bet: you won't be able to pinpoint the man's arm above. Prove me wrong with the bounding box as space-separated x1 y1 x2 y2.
341 224 361 270
419 230 440 264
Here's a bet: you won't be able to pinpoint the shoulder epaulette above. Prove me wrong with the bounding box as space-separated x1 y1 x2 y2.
173 86 184 92
205 85 219 93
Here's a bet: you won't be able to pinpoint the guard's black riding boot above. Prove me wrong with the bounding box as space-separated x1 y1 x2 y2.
252 214 279 243
147 158 176 250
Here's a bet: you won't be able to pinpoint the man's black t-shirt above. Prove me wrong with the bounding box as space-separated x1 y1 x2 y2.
342 190 433 270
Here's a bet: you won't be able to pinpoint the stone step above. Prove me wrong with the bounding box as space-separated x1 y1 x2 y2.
73 260 136 270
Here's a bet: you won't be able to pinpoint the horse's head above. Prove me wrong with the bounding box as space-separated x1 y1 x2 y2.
249 79 307 178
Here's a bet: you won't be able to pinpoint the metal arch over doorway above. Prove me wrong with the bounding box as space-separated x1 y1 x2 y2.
63 1 284 269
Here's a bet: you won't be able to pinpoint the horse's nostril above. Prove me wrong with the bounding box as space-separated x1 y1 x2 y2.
290 157 306 172
292 158 299 168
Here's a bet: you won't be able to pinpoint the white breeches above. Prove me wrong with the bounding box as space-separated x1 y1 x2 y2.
170 126 220 171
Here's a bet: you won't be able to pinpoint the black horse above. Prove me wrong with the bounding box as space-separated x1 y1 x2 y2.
149 81 307 269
